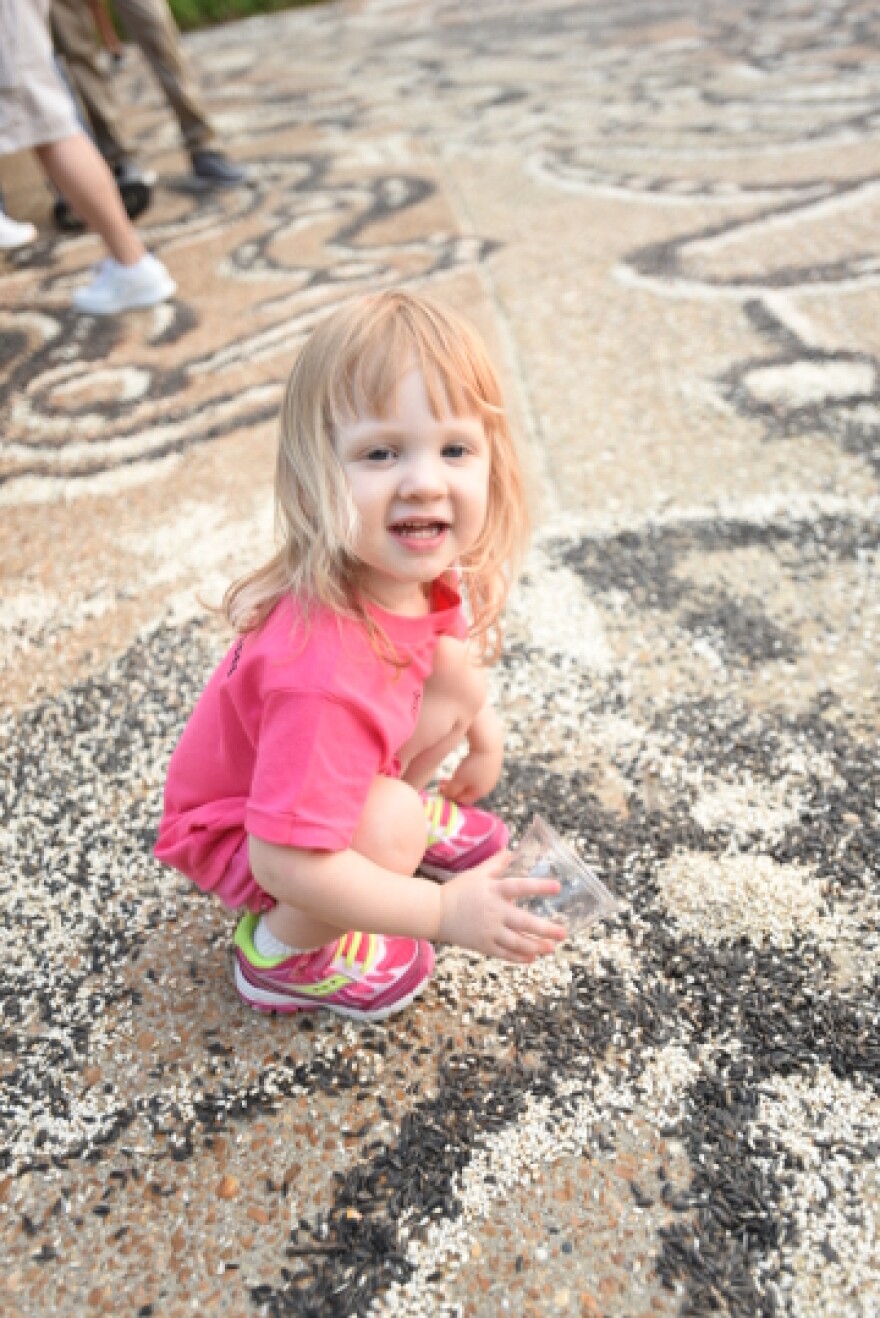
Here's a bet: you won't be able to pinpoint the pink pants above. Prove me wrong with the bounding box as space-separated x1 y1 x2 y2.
211 835 274 913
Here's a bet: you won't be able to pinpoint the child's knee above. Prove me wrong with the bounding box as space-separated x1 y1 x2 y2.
431 637 487 724
352 777 426 874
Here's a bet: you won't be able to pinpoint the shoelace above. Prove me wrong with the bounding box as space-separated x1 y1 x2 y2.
422 793 460 846
336 930 378 976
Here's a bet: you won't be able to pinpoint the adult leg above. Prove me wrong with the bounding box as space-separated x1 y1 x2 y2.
51 0 132 168
51 0 154 227
113 0 214 153
35 133 175 313
35 132 143 263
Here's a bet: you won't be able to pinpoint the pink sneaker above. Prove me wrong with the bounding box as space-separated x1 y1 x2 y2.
233 913 434 1020
419 792 509 880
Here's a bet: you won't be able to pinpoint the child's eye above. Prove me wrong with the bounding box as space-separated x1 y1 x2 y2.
365 446 395 463
443 443 470 459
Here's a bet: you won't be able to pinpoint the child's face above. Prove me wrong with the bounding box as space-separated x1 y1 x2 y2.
335 366 490 614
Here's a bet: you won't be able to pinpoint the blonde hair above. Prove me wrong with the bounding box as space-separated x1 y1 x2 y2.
223 288 530 663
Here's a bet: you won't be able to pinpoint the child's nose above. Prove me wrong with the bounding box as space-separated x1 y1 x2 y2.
400 453 445 497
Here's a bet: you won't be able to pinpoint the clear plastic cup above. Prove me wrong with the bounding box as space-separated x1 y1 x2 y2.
507 815 622 932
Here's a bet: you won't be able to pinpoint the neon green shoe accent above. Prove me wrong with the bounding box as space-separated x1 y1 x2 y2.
292 973 351 998
423 794 460 847
341 931 377 973
233 910 285 969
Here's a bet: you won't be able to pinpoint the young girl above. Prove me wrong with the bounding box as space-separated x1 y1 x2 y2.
155 290 565 1020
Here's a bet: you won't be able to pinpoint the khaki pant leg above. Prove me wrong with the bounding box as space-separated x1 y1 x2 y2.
113 0 214 153
50 0 131 166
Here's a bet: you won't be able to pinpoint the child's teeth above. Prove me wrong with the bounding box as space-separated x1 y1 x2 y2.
398 523 440 536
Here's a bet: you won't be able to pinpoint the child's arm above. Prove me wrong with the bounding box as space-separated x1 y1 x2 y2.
437 698 504 805
249 838 565 963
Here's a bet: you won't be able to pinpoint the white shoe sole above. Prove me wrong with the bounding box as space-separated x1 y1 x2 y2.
73 274 177 316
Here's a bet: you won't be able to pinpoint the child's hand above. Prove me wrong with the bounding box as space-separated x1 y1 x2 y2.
437 851 567 963
438 701 504 804
437 745 502 805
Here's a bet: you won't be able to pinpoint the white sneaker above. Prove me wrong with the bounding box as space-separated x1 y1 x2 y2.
72 254 176 315
0 212 38 250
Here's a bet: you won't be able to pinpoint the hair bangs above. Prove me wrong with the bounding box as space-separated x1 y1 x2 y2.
325 294 505 433
325 322 401 427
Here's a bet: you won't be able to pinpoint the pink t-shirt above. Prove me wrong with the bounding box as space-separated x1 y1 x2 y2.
154 578 466 898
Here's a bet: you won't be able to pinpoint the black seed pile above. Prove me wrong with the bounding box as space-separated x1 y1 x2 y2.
553 511 878 672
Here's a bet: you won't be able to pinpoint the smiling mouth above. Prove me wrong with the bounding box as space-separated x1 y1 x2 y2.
389 520 449 539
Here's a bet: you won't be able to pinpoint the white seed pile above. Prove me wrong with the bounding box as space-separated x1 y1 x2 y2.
658 852 829 949
752 1066 880 1317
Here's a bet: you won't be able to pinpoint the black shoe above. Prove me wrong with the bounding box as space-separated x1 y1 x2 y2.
53 197 85 233
52 161 154 233
113 162 154 221
190 149 247 187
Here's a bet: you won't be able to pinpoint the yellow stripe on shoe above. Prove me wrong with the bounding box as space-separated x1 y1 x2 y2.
423 793 460 847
